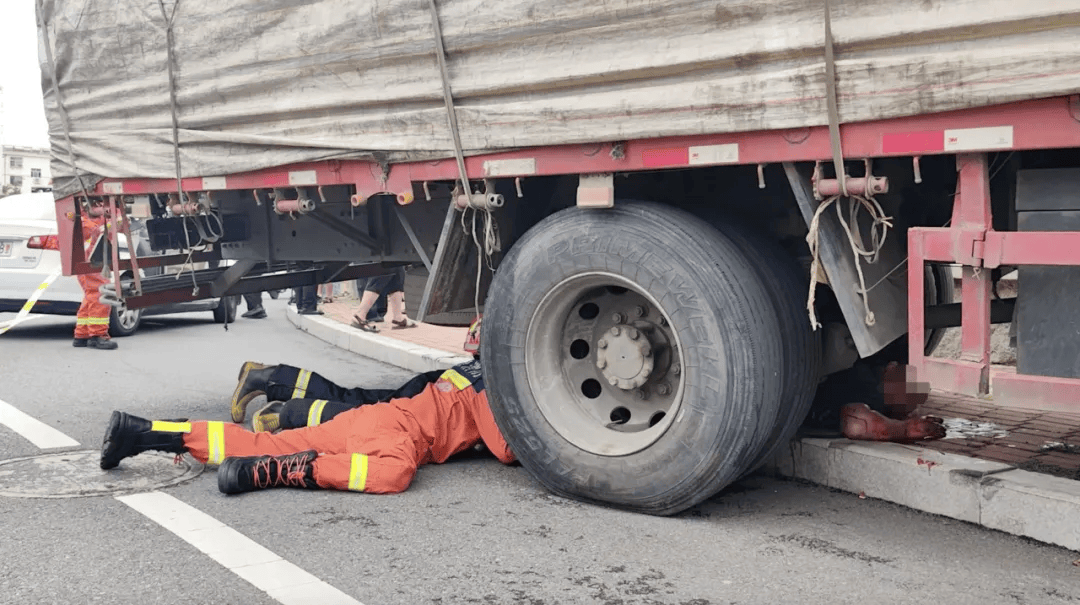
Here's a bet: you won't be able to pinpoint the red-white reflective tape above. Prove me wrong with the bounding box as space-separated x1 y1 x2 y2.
288 170 317 186
689 143 739 166
202 176 228 190
882 126 1014 154
642 143 740 168
102 182 124 194
483 158 537 177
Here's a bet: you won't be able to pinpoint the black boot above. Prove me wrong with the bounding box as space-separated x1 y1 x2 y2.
87 336 118 350
218 450 319 494
100 411 187 470
230 361 276 423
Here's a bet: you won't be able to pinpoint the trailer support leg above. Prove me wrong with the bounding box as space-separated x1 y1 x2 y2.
909 153 1080 412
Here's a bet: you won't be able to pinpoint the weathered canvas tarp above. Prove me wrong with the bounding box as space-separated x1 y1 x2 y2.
37 0 1080 196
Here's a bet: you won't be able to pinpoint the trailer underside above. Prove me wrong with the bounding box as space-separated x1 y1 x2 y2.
54 95 1080 413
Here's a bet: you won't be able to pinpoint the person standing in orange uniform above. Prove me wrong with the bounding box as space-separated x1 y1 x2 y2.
41 199 117 350
99 321 514 495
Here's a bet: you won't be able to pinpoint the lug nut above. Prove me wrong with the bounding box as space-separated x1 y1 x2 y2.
634 389 646 400
612 312 625 323
610 326 622 336
597 359 607 369
607 376 619 387
628 328 639 340
672 364 681 375
598 339 608 349
635 305 647 318
657 383 671 396
660 317 669 327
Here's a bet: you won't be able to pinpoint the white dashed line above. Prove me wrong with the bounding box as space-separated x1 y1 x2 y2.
117 491 365 605
0 397 80 449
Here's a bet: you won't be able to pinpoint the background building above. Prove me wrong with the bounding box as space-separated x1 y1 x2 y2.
1 144 52 195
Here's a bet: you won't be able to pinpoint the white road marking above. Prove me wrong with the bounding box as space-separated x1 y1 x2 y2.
0 398 80 449
117 492 365 605
2 400 364 604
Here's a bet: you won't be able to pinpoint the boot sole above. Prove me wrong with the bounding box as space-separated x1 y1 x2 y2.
252 402 283 433
230 362 268 423
100 411 127 470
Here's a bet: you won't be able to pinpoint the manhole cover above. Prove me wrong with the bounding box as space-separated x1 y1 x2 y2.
0 450 204 499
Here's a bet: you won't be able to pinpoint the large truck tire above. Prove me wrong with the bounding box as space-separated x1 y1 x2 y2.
482 201 787 516
704 221 822 475
924 263 954 356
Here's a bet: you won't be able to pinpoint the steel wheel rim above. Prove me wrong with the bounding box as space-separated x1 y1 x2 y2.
525 272 685 456
116 306 140 330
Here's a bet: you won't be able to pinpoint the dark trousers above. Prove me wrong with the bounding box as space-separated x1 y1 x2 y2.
264 365 445 429
296 285 319 311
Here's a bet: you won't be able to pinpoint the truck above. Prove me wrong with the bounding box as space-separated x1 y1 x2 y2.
35 0 1080 515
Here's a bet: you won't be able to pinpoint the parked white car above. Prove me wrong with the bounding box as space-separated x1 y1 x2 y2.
0 192 236 336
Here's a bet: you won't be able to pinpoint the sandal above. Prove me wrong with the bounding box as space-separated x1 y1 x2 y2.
351 315 379 332
390 318 418 329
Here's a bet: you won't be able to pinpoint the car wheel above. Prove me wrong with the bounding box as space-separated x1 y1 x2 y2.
108 303 142 337
213 295 239 324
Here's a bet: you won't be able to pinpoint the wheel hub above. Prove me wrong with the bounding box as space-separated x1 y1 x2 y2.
596 324 654 389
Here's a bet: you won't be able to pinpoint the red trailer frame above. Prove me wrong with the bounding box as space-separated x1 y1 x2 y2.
59 95 1080 411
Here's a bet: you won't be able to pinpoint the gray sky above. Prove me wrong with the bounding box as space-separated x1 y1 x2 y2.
0 0 50 149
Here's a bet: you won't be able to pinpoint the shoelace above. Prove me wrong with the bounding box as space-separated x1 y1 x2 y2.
252 455 309 489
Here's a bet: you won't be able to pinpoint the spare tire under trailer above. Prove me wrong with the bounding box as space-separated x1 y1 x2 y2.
482 201 821 516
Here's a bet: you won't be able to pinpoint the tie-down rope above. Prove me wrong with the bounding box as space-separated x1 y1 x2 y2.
805 0 893 330
427 0 498 314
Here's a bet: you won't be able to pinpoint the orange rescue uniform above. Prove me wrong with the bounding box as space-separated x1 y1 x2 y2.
42 211 111 338
181 360 513 493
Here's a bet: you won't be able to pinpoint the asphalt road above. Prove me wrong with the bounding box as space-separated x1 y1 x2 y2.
1 298 1078 605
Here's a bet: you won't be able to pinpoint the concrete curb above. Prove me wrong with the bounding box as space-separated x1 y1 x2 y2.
764 438 1080 551
285 305 471 373
288 304 1080 552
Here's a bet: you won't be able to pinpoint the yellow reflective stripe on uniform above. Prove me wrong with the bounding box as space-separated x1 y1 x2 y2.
348 453 369 492
151 421 191 433
440 369 471 390
291 370 312 399
85 317 109 325
207 421 226 464
307 400 328 427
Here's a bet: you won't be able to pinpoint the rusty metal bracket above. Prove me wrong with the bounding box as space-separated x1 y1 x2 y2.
208 259 258 297
305 207 381 252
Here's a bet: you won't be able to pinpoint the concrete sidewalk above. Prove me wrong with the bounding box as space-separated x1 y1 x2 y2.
287 301 1080 552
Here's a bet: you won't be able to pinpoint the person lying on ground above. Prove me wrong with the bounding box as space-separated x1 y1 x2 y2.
99 319 511 496
804 360 946 443
228 360 444 430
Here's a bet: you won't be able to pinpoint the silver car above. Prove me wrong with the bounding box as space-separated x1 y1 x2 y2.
0 192 237 336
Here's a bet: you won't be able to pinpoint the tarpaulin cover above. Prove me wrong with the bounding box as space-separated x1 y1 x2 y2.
36 0 1080 196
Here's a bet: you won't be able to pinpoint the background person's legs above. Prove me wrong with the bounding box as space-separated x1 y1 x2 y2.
384 267 416 328
242 292 266 319
297 285 321 315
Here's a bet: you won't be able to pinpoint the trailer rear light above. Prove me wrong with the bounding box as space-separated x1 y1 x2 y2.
26 235 57 250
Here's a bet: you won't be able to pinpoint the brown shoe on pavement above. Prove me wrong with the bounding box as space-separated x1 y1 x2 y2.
230 361 274 423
